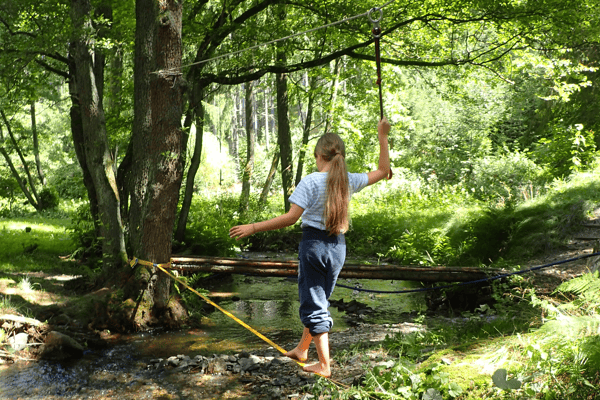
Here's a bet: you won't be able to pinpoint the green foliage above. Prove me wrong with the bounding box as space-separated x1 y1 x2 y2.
68 202 99 256
362 361 464 399
50 163 87 200
465 150 547 203
38 186 59 210
492 369 521 391
556 270 600 310
183 194 242 256
348 183 474 265
173 272 211 325
532 123 596 178
450 204 516 265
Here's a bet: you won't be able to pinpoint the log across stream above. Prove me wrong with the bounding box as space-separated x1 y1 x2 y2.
171 255 505 282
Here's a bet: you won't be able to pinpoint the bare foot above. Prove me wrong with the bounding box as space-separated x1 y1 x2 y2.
285 348 307 363
302 362 330 378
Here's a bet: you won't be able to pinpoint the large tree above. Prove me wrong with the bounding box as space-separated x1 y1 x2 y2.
127 0 186 328
70 0 127 270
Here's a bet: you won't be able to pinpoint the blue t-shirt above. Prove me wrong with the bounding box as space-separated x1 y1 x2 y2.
288 172 369 231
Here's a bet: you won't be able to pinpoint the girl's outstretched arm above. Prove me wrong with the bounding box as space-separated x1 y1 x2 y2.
367 117 391 185
229 204 304 240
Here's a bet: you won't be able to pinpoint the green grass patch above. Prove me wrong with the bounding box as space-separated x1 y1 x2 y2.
0 217 78 274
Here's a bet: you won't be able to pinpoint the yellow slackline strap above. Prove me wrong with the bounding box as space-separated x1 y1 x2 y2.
129 257 303 366
129 257 368 393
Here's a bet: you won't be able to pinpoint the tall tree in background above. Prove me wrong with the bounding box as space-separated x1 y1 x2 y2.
239 81 255 215
128 0 186 327
275 4 294 211
70 0 127 271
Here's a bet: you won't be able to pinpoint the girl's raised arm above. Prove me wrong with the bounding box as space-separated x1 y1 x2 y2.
367 117 391 185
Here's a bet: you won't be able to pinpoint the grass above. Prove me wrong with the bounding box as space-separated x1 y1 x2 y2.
0 216 79 274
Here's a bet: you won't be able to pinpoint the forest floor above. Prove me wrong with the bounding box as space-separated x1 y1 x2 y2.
1 218 599 398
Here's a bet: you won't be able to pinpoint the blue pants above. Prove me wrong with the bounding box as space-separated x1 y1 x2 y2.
297 227 346 335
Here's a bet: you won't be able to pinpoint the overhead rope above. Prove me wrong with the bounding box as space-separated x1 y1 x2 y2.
368 6 393 180
335 251 600 294
369 7 384 120
154 0 397 75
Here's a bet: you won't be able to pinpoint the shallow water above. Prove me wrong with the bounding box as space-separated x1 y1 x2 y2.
0 271 426 399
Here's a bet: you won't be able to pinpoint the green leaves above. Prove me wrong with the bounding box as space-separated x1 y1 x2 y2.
492 368 522 391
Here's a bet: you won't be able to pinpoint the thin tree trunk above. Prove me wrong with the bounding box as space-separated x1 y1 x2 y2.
264 86 270 150
259 149 279 207
295 74 316 187
0 110 40 209
239 81 254 215
71 0 127 271
31 103 46 186
324 59 341 134
276 63 293 211
0 133 38 209
175 99 205 243
228 87 240 175
68 52 100 231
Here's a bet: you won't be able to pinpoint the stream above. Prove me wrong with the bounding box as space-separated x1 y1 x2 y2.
0 265 427 399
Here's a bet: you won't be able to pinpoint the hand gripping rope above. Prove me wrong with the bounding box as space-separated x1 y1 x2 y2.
369 7 393 180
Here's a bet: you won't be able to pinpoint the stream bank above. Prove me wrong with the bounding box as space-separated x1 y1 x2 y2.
1 247 591 399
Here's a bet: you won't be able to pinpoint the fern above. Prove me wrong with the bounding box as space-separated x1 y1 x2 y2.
556 271 600 304
539 316 600 338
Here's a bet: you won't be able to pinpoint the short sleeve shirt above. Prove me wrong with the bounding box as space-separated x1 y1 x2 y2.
288 172 369 231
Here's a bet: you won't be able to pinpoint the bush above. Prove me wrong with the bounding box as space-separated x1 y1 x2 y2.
49 163 87 200
183 194 241 256
39 186 60 210
464 151 546 203
69 202 100 256
531 123 596 178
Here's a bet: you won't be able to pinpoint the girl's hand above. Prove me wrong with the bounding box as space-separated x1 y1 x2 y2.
229 224 255 240
378 117 391 138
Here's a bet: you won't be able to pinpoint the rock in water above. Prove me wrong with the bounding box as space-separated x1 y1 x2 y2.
39 331 84 360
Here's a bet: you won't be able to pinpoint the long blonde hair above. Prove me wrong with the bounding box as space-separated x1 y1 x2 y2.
314 132 349 235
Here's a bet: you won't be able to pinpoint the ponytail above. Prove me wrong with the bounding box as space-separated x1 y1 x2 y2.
314 133 349 235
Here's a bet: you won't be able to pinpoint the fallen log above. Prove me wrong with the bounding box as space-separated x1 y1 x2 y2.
170 256 506 282
0 314 48 328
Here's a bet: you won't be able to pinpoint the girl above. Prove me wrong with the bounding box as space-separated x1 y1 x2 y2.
229 117 391 377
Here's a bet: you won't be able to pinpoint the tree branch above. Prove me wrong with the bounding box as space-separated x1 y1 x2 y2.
35 59 69 79
0 15 36 38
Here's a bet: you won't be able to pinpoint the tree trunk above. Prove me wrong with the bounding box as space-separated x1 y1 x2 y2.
67 46 101 232
276 65 293 211
259 149 279 207
71 0 127 271
31 103 46 187
0 111 39 209
228 87 240 174
324 59 341 134
264 86 270 149
239 81 254 215
0 110 40 209
129 0 185 328
295 73 316 187
175 97 205 243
